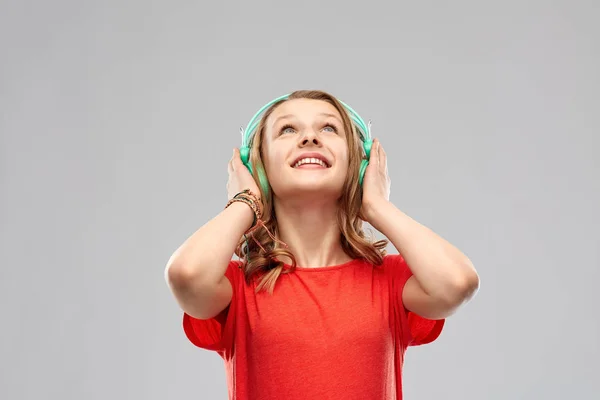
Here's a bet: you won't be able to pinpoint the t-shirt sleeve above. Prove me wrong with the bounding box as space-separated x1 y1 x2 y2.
386 254 445 347
181 260 242 358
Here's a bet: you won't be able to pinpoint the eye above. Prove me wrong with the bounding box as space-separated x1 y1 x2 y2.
279 123 296 134
322 124 338 133
278 122 339 135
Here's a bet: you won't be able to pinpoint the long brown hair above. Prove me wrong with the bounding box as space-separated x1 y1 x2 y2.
235 90 388 293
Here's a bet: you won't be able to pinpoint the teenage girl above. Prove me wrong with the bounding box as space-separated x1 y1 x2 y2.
165 90 479 400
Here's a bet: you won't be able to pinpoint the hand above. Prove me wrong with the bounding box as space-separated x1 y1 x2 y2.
360 138 391 221
227 148 261 200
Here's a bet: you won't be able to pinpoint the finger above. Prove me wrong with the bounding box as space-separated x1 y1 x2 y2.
372 138 380 167
233 148 245 169
228 149 236 173
378 140 387 173
368 138 376 164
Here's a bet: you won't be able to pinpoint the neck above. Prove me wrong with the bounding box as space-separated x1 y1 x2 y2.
272 197 351 268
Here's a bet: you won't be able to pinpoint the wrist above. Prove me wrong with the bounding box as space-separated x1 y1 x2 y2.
363 198 391 226
228 201 256 230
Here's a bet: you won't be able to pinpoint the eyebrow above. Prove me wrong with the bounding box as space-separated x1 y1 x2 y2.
272 112 343 126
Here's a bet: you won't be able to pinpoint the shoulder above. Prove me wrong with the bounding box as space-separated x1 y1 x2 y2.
225 258 245 278
382 253 406 265
381 253 411 278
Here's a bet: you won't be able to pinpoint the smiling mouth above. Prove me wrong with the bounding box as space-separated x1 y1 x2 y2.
292 157 330 168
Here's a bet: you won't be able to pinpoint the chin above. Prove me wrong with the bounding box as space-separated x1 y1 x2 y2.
272 180 345 201
268 167 346 200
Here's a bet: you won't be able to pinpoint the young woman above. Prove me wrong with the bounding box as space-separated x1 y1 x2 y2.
165 90 479 399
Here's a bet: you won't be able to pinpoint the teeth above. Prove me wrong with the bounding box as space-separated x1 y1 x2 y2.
293 157 327 168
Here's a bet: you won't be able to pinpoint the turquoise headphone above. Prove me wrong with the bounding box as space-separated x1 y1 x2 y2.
239 94 372 195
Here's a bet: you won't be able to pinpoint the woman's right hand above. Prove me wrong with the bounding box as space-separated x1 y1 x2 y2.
227 148 261 200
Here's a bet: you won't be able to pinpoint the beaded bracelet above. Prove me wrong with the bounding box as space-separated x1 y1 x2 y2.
225 189 263 227
226 189 289 256
236 189 262 219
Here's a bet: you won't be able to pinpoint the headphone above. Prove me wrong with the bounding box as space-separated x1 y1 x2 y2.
239 93 372 195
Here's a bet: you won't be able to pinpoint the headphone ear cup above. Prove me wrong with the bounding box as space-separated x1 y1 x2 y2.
358 138 372 186
239 147 252 172
363 139 373 160
359 159 369 186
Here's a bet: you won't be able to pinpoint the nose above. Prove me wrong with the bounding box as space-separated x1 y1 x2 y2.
298 130 321 147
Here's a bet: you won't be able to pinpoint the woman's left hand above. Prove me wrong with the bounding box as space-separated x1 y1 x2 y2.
360 138 391 221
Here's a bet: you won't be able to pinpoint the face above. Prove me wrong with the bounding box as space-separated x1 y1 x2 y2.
261 99 350 200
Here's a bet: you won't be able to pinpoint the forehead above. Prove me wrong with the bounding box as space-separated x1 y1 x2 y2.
266 99 342 126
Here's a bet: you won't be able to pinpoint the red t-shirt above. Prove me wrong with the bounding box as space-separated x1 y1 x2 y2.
182 254 444 400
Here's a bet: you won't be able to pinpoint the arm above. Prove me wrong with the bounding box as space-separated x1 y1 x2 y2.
165 201 254 320
364 200 479 319
361 138 479 320
166 148 261 320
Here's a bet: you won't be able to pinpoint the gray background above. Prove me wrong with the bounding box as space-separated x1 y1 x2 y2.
1 0 598 399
